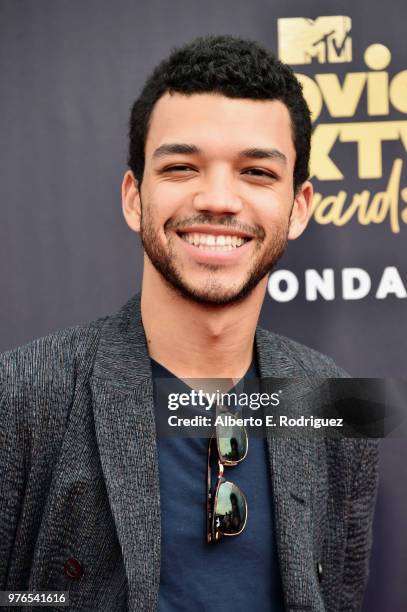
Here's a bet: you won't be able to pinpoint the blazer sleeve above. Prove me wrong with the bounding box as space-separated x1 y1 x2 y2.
0 378 27 588
339 439 380 611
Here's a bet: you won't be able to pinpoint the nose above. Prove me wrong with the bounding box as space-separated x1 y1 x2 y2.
192 169 243 215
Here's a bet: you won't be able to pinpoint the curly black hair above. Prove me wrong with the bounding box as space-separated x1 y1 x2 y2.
128 35 311 192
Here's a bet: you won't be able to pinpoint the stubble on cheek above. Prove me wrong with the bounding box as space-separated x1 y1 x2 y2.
139 199 187 283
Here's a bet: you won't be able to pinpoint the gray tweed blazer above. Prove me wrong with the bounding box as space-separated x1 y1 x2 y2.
0 294 379 612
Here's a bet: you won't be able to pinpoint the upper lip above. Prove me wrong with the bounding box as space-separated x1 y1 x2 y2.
175 225 254 239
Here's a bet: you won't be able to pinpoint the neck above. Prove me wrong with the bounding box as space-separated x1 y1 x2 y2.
141 261 267 379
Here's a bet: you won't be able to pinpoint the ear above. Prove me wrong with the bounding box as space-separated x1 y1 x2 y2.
288 180 314 240
122 170 141 233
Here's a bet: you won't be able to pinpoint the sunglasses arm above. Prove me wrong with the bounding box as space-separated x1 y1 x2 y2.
207 435 225 543
207 436 214 543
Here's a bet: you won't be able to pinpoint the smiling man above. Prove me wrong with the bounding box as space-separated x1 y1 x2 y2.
0 36 379 612
124 93 306 320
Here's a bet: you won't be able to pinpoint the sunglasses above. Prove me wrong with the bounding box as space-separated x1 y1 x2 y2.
207 413 248 543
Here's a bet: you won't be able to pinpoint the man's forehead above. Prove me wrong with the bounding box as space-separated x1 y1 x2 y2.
145 92 295 160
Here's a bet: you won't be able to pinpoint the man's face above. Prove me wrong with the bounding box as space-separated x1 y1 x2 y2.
123 92 312 305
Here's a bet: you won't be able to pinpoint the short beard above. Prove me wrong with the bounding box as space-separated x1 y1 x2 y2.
139 200 289 306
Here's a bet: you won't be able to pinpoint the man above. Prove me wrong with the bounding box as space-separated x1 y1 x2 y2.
0 36 379 611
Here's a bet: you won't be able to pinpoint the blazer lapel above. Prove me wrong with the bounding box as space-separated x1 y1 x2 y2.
90 295 160 611
255 327 324 611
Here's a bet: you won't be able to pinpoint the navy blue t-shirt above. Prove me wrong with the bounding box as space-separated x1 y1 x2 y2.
152 358 284 612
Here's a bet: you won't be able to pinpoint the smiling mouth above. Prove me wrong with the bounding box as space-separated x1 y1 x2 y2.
177 231 252 252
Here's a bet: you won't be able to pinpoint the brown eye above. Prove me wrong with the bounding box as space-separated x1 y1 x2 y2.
243 168 275 178
165 164 195 172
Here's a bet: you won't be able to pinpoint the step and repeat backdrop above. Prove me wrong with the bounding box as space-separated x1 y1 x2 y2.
1 1 406 610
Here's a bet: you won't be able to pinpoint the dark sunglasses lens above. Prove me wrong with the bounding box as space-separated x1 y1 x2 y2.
214 481 246 536
217 419 247 462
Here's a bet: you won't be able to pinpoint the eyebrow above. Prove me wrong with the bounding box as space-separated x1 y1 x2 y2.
153 143 202 158
152 142 287 166
238 147 287 166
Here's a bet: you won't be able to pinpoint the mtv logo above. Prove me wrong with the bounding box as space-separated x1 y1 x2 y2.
278 16 352 64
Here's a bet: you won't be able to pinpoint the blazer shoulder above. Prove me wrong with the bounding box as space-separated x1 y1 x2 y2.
257 327 350 377
0 315 108 404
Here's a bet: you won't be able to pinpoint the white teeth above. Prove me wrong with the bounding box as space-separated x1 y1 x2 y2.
197 244 239 251
179 232 249 250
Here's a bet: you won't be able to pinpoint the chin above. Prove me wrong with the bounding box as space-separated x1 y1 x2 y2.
166 276 261 307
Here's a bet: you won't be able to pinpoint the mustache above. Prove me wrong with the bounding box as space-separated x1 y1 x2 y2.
165 214 265 239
